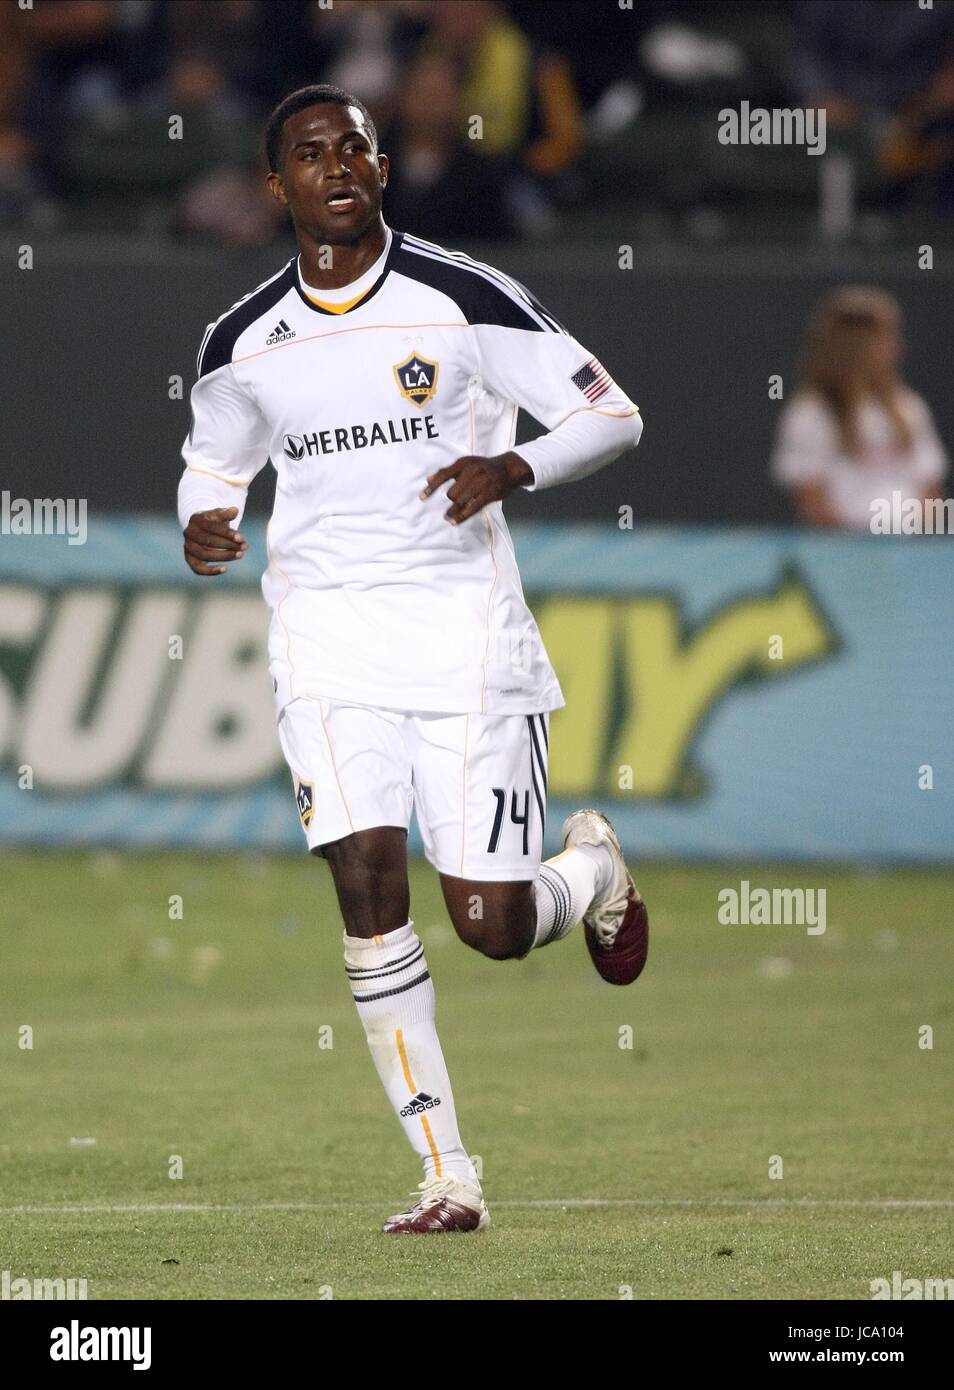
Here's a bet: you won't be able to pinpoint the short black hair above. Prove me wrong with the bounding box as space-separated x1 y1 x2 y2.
265 84 378 174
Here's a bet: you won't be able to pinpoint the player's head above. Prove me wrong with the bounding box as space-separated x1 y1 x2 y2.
265 85 388 244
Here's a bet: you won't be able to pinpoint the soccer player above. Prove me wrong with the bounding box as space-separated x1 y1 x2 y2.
178 85 648 1235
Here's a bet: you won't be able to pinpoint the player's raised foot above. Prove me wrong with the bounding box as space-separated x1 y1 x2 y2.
562 808 649 986
382 1174 490 1234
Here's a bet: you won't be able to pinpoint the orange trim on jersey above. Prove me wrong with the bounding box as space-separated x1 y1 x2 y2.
301 285 374 315
396 1027 441 1176
232 322 469 366
566 404 640 420
185 462 253 487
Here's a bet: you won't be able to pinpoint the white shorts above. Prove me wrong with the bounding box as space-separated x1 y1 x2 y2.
277 697 549 881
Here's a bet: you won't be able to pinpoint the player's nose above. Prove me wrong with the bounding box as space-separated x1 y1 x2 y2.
322 155 350 181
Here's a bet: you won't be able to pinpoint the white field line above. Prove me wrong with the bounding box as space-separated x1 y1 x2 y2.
1 1198 952 1215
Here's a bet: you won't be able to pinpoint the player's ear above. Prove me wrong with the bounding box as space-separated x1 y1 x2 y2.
266 171 288 206
378 152 389 187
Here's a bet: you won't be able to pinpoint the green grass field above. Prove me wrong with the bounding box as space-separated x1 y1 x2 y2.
2 851 952 1300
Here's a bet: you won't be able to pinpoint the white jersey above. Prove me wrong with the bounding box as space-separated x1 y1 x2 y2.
180 226 641 715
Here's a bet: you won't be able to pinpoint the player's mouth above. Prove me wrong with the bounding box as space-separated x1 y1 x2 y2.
324 187 360 214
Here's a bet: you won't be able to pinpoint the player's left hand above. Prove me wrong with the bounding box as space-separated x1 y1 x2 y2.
420 451 534 525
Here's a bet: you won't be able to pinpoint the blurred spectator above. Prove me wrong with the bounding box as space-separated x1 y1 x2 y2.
173 157 286 248
0 0 123 219
426 0 583 225
157 0 255 123
379 52 517 242
314 0 431 127
880 52 954 215
242 0 429 129
793 0 954 212
510 0 648 122
771 287 948 530
793 0 954 122
0 0 255 224
14 0 954 247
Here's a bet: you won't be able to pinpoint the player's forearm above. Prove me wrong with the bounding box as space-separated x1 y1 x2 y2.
177 466 249 531
514 407 642 492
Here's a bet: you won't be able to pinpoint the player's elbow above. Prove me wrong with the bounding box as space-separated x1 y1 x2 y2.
608 408 642 465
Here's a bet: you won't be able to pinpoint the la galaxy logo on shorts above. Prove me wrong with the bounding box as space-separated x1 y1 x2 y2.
295 779 315 829
393 352 439 408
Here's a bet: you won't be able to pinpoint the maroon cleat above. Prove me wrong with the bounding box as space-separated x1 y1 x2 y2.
584 883 649 986
563 809 650 987
383 1176 490 1234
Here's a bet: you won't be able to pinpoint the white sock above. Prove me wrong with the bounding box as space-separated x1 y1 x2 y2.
344 921 478 1184
533 843 613 948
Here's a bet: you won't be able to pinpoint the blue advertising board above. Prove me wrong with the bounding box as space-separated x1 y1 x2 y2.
1 520 951 860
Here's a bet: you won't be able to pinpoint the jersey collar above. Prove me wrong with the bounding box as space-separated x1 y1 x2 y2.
293 227 403 317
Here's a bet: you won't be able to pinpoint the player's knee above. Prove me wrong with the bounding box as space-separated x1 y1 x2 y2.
475 927 530 960
441 878 536 959
453 903 535 960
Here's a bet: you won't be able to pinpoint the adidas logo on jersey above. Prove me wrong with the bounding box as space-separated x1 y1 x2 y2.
266 319 296 345
399 1091 442 1118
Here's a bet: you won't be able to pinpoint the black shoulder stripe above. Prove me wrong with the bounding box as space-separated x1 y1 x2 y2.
402 232 567 331
394 235 563 333
197 259 298 378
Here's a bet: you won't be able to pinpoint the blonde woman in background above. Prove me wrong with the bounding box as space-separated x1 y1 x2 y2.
772 287 948 529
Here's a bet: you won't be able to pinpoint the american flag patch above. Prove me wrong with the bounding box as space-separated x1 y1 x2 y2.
570 356 612 403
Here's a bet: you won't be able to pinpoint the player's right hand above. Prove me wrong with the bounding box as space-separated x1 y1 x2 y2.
183 507 248 576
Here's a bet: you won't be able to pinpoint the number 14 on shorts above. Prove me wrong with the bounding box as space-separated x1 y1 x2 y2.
488 787 531 855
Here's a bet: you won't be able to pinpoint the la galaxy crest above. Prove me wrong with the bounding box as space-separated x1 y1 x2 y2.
393 352 439 408
295 779 315 829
